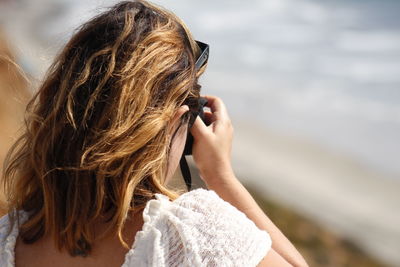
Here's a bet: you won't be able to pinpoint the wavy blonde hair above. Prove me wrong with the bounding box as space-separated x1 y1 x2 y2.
1 0 206 256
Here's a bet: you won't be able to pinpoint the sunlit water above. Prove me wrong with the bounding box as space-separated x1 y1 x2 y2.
1 0 399 177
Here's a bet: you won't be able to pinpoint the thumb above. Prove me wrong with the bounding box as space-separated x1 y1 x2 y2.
190 116 209 139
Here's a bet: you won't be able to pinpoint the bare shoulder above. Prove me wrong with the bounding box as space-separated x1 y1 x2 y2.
257 248 293 267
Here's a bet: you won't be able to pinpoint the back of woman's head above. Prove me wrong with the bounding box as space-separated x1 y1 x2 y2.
2 0 205 256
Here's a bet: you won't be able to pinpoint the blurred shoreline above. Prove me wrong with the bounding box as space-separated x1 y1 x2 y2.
225 119 400 267
245 184 387 267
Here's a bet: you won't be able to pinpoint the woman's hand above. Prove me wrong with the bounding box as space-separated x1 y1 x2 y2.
190 96 309 267
190 95 235 185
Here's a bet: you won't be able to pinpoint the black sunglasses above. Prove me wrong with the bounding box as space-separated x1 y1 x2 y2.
180 40 209 191
195 41 209 70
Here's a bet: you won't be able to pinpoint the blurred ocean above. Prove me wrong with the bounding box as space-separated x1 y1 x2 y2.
1 0 400 177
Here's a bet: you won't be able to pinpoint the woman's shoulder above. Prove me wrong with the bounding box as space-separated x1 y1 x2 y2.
125 188 272 266
141 187 261 232
154 187 244 215
173 187 225 207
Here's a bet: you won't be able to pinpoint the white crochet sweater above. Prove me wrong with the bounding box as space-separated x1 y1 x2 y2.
0 188 272 266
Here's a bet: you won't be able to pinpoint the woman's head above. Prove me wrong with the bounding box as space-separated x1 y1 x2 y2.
2 0 206 256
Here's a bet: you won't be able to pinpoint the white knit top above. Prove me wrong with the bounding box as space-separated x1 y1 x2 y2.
0 188 272 266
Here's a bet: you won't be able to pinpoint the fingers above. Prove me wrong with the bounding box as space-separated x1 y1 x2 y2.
190 96 234 179
191 95 231 139
202 95 229 122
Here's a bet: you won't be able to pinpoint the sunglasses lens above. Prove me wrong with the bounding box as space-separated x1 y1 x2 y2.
195 41 209 70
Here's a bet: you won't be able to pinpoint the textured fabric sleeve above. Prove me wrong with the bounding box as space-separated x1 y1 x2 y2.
175 188 272 267
0 213 14 266
125 188 272 267
0 210 29 266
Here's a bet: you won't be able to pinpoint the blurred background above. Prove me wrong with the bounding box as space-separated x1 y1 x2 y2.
0 0 399 266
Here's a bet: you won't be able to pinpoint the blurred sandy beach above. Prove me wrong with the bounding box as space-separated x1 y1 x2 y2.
231 119 400 266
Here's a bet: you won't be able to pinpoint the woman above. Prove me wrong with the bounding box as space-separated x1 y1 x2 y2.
0 1 308 266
